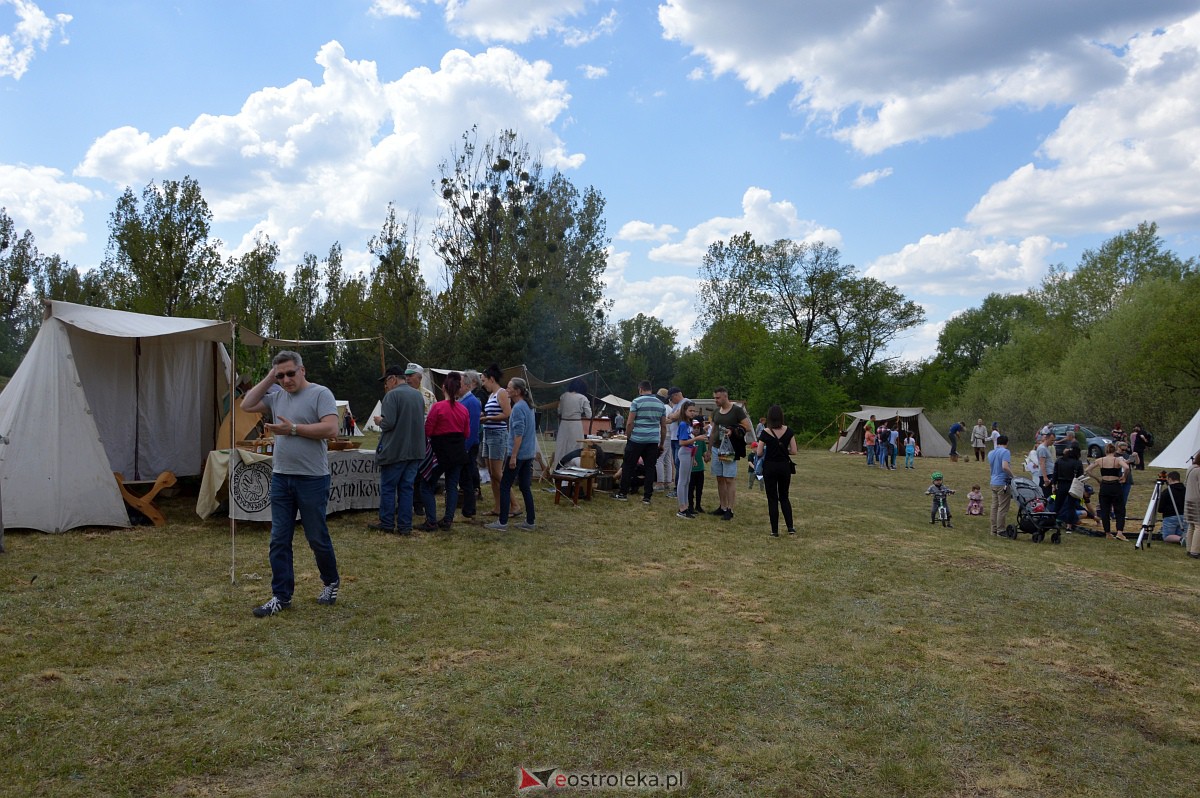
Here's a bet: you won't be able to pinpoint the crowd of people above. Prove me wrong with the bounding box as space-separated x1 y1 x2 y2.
240 348 1197 618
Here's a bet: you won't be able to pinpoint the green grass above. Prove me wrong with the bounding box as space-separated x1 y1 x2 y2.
2 446 1199 797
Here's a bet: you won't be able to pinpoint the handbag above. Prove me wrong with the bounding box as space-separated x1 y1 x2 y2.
1069 474 1087 500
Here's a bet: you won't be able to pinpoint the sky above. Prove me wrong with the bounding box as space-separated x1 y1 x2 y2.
3 0 1200 362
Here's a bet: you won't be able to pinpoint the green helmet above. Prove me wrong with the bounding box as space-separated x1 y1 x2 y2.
931 471 943 480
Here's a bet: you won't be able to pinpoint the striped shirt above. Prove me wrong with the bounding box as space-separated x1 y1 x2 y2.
628 394 666 444
483 390 506 429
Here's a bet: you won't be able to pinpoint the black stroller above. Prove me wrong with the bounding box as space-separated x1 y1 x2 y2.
1003 477 1062 544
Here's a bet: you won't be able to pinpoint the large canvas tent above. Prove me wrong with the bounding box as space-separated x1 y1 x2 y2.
0 301 256 532
1149 409 1200 469
830 406 952 458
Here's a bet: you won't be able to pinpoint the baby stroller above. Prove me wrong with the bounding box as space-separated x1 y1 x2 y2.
1004 477 1062 544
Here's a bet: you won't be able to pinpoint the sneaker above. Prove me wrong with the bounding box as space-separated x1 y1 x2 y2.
676 510 694 519
721 509 733 521
317 580 339 606
367 521 393 532
517 521 536 531
770 530 779 537
484 520 508 531
613 493 628 501
787 528 796 535
666 490 677 498
252 596 290 617
710 507 726 516
642 496 651 505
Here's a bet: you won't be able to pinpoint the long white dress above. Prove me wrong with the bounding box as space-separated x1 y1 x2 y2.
553 391 591 469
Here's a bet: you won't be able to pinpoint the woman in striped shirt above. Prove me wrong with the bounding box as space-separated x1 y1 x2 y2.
480 364 521 517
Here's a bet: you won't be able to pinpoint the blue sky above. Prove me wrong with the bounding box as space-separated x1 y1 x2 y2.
3 0 1200 361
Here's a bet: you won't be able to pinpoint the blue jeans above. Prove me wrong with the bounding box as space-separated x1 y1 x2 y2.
1056 493 1079 528
420 461 461 525
866 445 875 466
269 473 338 603
499 457 535 525
379 459 420 530
904 447 914 468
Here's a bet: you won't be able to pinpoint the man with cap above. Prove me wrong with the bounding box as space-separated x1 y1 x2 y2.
371 364 426 534
404 363 436 415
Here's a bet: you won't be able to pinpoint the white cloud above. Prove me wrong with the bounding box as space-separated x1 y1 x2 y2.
968 12 1200 238
440 0 591 44
75 41 579 268
617 220 678 242
852 167 892 188
658 0 1198 153
0 0 70 80
602 248 700 341
648 186 842 264
865 228 1063 298
368 0 422 19
580 64 607 79
0 164 100 253
563 9 618 47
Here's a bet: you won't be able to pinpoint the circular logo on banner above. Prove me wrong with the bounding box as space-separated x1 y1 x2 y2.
232 461 272 513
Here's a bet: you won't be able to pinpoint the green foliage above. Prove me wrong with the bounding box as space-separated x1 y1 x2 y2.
746 331 849 433
101 176 230 317
690 314 770 398
934 292 1044 392
618 313 678 386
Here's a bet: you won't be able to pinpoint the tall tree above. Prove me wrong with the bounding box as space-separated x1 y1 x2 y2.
934 293 1044 390
617 313 678 387
0 210 42 373
1036 221 1194 329
824 276 925 386
222 234 285 338
101 176 230 317
432 127 610 376
366 204 427 363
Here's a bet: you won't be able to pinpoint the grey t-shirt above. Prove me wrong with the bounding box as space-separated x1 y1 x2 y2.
1036 443 1054 479
263 383 337 476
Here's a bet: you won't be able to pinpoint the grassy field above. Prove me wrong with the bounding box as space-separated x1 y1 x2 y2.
2 443 1199 797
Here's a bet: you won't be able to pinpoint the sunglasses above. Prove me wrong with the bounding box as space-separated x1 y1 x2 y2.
275 369 299 380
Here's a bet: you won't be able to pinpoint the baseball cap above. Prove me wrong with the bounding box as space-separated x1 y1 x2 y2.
378 364 404 382
404 363 424 375
668 386 683 396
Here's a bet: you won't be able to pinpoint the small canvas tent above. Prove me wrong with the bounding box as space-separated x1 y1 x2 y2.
1149 409 1200 470
363 400 383 432
830 405 952 458
0 301 253 532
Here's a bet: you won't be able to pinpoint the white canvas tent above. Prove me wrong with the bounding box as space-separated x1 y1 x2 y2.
830 405 952 458
1149 409 1200 470
363 400 383 432
0 301 254 532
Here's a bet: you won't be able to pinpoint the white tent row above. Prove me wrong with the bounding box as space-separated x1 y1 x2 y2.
1149 409 1200 470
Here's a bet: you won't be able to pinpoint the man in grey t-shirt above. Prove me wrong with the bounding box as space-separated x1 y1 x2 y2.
242 350 341 617
1036 432 1055 499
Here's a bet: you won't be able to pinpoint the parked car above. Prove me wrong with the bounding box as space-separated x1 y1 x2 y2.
1050 423 1113 459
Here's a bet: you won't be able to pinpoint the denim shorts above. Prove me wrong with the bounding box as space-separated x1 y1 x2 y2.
1160 515 1186 540
711 457 738 479
481 427 508 460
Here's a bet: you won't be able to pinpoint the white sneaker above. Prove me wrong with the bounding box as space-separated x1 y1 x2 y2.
484 520 508 531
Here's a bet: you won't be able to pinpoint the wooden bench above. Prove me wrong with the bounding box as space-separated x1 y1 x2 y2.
113 471 177 526
551 472 596 506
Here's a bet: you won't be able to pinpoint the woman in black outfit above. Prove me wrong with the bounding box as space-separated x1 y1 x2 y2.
1053 445 1085 531
1085 443 1131 541
757 404 798 537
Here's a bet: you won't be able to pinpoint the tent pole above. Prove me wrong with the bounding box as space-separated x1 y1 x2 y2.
229 320 238 585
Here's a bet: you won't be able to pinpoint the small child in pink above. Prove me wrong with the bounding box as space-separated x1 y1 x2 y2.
966 485 984 516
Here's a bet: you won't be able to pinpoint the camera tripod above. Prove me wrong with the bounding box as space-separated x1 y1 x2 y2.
1135 471 1184 550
